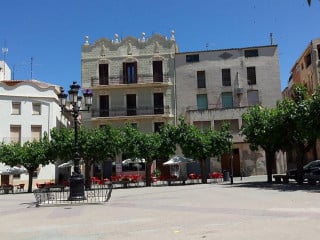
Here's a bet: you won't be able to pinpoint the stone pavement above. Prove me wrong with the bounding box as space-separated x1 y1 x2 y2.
0 175 320 240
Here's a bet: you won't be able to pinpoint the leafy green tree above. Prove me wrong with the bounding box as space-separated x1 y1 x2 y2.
241 106 285 183
0 133 54 192
21 135 54 192
80 125 122 188
278 85 319 183
50 127 74 161
51 125 122 188
120 124 161 187
175 118 230 184
157 123 178 160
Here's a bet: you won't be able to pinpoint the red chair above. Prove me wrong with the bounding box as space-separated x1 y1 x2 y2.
210 172 223 183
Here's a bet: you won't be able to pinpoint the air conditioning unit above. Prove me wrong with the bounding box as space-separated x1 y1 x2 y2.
235 87 244 95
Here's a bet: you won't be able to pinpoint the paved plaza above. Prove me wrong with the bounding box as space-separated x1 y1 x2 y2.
0 176 320 240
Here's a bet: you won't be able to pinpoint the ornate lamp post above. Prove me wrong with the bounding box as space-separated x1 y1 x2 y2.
58 81 92 200
227 134 233 185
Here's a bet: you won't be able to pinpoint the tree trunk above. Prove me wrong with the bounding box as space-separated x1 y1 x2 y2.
27 170 34 193
265 150 275 183
145 161 152 187
200 159 207 184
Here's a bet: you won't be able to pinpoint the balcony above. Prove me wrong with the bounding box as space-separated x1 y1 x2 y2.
91 75 172 88
91 106 170 118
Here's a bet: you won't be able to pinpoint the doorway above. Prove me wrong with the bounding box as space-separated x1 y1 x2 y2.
221 149 240 176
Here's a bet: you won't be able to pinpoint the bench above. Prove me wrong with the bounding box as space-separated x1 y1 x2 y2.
273 174 289 184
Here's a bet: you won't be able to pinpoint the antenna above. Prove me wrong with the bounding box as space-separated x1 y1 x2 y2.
270 33 274 45
2 40 8 80
30 57 33 79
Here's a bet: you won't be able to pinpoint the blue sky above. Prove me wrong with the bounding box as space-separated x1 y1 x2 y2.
1 0 319 91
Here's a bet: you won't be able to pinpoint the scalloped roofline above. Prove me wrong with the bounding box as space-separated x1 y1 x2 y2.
0 80 60 93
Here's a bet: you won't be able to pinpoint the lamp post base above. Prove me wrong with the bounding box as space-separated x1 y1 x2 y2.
68 173 86 201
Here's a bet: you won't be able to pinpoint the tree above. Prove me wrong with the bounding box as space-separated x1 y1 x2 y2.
0 133 54 192
175 118 231 184
241 106 285 183
50 125 122 188
120 124 161 187
278 85 319 183
157 123 178 160
80 125 122 188
21 135 54 192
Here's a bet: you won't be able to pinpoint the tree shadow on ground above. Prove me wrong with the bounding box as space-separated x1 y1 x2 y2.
227 181 320 193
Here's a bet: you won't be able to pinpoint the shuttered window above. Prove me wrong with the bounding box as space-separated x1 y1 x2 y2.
222 92 233 108
247 90 259 106
197 94 208 110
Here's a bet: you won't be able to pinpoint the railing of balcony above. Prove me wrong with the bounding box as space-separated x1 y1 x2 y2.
91 75 171 87
91 106 170 117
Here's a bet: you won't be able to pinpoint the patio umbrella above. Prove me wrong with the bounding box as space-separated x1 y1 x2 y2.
0 166 27 175
163 156 193 165
58 160 73 168
122 158 145 165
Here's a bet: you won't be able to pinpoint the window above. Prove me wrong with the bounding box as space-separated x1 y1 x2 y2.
99 95 109 117
317 45 320 60
32 103 41 115
222 68 231 86
247 67 256 85
193 121 211 132
12 102 21 115
186 54 199 63
123 62 137 84
197 94 208 110
126 94 136 116
10 125 21 143
214 119 239 132
221 92 233 108
244 49 259 57
305 53 311 68
99 64 109 85
154 93 164 114
247 90 260 106
153 61 163 82
31 126 42 141
197 71 206 88
154 122 164 133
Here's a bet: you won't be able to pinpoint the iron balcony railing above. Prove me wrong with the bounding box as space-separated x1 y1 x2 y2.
91 75 171 87
91 105 170 118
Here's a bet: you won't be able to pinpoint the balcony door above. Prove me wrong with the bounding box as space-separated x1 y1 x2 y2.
154 93 164 114
127 94 136 116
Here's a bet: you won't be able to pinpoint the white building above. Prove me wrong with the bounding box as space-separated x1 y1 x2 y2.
0 60 11 81
0 78 69 188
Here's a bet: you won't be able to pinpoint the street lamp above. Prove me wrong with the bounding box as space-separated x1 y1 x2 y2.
58 81 93 200
226 134 233 185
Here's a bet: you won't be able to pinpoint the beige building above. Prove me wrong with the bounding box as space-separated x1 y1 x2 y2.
283 38 320 98
81 32 178 132
282 38 320 165
175 45 283 176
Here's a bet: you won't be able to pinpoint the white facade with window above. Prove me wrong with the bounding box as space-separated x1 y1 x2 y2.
0 61 11 81
175 45 283 176
0 79 69 188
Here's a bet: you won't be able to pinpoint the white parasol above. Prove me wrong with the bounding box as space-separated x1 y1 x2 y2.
163 156 193 165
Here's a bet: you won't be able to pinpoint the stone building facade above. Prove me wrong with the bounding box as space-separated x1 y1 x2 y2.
81 32 178 132
175 45 284 176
